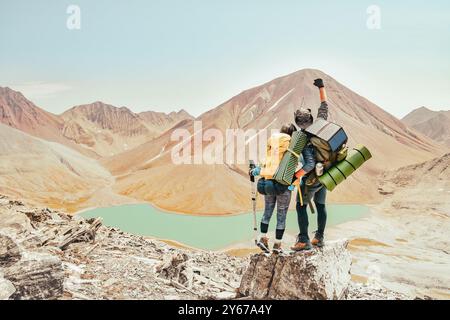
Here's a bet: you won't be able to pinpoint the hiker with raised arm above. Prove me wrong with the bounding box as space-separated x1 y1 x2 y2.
291 78 332 251
249 124 297 254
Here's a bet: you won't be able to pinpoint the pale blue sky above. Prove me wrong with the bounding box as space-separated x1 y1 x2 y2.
0 0 449 117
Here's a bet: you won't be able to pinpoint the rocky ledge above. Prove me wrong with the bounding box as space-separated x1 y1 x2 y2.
238 240 352 300
0 195 408 300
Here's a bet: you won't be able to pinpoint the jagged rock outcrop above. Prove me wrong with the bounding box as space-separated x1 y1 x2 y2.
238 240 352 300
0 233 64 300
0 234 21 267
155 252 244 299
3 251 64 300
156 253 192 287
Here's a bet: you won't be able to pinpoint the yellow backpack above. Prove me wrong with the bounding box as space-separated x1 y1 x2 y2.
260 133 291 179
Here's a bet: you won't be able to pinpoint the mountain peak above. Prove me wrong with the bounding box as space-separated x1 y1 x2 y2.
0 86 27 99
138 108 194 129
91 101 110 107
292 68 327 75
415 106 432 112
264 68 329 87
402 106 438 122
177 108 189 115
63 101 136 117
283 68 331 80
0 85 72 149
171 109 193 119
0 86 12 92
0 86 15 92
402 106 450 147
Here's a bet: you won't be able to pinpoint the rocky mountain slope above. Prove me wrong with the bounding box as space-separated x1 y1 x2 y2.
402 106 450 147
0 87 61 137
0 195 407 300
103 69 442 214
0 123 113 212
0 87 98 158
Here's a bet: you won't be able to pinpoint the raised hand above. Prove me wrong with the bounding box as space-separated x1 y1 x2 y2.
313 78 324 88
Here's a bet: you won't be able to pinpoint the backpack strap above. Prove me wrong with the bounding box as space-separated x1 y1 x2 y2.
286 148 300 159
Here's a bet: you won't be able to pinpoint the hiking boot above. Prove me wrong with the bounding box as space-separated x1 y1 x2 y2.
272 242 283 254
312 232 324 247
256 236 270 253
290 240 312 251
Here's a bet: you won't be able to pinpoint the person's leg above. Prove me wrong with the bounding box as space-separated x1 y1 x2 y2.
260 194 276 237
292 184 313 251
296 202 309 241
314 186 327 235
295 183 311 242
257 194 275 252
274 189 291 244
312 187 327 246
315 203 327 235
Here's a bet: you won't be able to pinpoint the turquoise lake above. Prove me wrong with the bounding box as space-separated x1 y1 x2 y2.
80 204 369 250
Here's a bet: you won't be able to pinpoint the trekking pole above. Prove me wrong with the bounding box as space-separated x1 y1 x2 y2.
249 160 258 245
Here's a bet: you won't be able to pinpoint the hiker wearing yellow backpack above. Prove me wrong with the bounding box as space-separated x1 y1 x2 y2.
291 78 331 251
249 123 297 254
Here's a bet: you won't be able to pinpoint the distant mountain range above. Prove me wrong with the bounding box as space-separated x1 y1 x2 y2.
61 102 193 157
402 107 450 147
0 69 447 214
0 87 193 157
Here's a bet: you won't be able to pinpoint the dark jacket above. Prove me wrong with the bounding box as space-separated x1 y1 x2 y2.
300 102 329 175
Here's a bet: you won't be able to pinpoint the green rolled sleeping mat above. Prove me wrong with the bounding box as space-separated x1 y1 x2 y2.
273 131 308 186
319 144 372 191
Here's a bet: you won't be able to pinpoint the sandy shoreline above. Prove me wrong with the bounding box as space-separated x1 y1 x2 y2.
328 206 450 299
73 196 373 217
74 199 250 217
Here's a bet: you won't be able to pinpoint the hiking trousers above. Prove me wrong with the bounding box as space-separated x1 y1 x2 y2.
261 189 291 233
296 183 327 242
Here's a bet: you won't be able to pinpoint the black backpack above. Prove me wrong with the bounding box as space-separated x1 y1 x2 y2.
304 119 348 186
